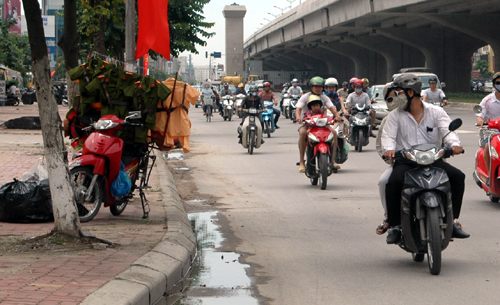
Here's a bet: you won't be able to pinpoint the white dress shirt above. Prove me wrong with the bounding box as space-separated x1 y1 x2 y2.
382 101 460 152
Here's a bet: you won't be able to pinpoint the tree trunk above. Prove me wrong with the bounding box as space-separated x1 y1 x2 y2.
57 0 80 101
92 0 107 56
23 0 82 237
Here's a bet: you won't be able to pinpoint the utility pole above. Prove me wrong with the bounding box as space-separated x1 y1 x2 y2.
125 0 136 72
286 0 295 9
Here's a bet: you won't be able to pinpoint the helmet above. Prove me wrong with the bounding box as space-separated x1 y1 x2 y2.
361 78 369 84
342 81 349 86
249 85 258 97
325 77 338 87
224 82 229 88
383 83 393 100
353 79 364 87
392 73 422 95
349 77 358 84
309 76 325 87
263 82 271 88
257 83 263 88
492 72 500 82
428 77 438 83
307 94 322 109
292 78 298 83
238 83 244 88
283 82 290 88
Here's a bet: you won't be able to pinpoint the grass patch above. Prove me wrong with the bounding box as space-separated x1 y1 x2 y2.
447 92 488 104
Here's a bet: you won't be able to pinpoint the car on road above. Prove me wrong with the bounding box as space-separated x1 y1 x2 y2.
392 72 444 90
484 81 493 93
193 85 202 108
370 84 389 125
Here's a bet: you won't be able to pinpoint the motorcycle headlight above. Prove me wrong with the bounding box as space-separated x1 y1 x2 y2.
354 117 367 125
491 140 500 159
94 119 118 130
249 108 257 114
314 117 328 127
406 147 441 165
308 133 320 143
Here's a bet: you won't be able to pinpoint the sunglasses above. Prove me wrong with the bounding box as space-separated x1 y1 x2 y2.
386 97 393 103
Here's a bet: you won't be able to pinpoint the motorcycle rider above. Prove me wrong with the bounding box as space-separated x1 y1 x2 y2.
325 78 345 113
279 82 290 109
348 77 357 94
337 81 349 103
422 77 449 106
287 79 303 96
257 83 264 92
234 83 247 95
382 73 469 244
346 79 376 138
259 81 281 129
219 83 233 115
361 78 372 99
296 76 342 173
475 72 500 174
238 85 265 144
7 83 18 100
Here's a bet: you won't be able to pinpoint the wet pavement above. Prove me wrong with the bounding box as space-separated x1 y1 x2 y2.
176 212 258 305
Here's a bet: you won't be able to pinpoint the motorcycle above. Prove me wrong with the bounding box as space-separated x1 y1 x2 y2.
389 118 463 275
235 94 246 118
347 102 371 152
304 114 336 190
4 95 20 106
69 111 156 222
260 101 275 138
222 95 234 121
331 112 349 165
240 108 264 154
281 92 291 119
472 105 500 202
426 98 444 108
289 94 300 123
21 90 37 105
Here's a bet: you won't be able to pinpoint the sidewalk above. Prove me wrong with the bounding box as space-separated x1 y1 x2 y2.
0 104 195 304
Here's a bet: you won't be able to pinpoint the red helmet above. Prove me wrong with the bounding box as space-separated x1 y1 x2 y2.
263 82 271 87
353 79 364 87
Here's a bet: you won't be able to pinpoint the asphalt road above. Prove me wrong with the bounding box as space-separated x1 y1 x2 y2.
184 104 500 305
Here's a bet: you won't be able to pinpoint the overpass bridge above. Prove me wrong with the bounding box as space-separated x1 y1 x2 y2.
243 0 499 91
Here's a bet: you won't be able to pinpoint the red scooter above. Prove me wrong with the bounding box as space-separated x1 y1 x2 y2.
473 107 500 202
69 112 156 222
304 114 336 190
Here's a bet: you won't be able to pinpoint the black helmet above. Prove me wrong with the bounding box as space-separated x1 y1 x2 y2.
392 73 422 95
342 81 348 86
428 76 438 83
249 85 258 97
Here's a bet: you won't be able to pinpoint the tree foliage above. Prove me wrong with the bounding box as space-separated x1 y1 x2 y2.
474 60 493 79
0 19 32 84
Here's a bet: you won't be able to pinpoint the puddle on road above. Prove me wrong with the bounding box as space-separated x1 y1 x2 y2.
163 151 184 161
184 198 209 203
173 167 191 171
173 211 258 305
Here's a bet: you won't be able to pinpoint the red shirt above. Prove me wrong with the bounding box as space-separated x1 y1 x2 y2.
259 90 276 102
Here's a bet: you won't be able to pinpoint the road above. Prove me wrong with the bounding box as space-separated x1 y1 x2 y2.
182 104 500 305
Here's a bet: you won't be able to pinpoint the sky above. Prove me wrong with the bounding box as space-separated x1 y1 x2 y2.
181 0 305 67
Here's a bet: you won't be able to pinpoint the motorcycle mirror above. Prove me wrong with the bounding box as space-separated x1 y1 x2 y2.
473 104 483 114
441 82 446 89
448 118 462 132
375 93 379 98
126 111 142 120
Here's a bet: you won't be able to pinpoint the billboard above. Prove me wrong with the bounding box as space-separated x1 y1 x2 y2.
3 0 22 34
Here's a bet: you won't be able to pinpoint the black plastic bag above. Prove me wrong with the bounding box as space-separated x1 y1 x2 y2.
0 179 54 223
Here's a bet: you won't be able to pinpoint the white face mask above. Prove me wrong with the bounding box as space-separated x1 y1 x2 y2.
392 94 408 111
495 84 500 92
355 88 362 94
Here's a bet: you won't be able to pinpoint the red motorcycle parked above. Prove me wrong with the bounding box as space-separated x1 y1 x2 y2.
69 112 155 222
304 114 336 190
473 105 500 202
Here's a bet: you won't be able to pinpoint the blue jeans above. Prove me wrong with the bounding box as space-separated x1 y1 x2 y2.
273 108 281 125
203 105 213 113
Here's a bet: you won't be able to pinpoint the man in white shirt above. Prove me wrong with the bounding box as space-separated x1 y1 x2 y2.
422 77 448 107
382 74 468 244
346 79 376 137
287 79 303 96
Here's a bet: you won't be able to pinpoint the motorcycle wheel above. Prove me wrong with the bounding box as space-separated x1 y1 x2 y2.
266 121 271 138
229 113 232 121
426 208 442 275
13 99 19 106
412 253 425 262
489 194 499 202
248 130 255 155
320 153 329 190
284 107 289 119
110 197 129 216
357 130 363 152
22 96 33 105
292 111 296 123
70 167 103 223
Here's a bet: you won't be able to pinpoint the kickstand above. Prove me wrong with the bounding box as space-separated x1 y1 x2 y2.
140 189 150 219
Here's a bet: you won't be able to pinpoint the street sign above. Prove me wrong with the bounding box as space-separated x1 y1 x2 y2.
213 52 221 58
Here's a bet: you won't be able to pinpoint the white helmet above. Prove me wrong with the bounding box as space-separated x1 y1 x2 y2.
292 78 298 84
325 77 338 87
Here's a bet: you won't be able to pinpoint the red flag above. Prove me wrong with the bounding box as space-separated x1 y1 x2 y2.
136 0 170 60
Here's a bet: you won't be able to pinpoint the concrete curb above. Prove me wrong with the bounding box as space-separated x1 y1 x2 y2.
81 150 196 305
448 101 477 110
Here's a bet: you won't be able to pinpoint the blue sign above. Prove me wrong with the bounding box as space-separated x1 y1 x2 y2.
213 52 221 58
46 37 56 54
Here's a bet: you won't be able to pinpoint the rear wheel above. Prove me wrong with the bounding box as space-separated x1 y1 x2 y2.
426 208 442 275
357 130 363 152
228 112 232 121
266 121 271 138
22 96 33 105
70 167 103 223
320 153 329 190
110 197 129 216
284 107 289 118
248 130 255 155
206 107 212 122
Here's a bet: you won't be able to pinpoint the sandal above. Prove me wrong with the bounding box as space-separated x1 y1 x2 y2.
299 164 306 173
376 219 389 235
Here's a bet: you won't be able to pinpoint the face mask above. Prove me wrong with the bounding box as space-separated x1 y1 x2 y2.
355 88 362 94
392 94 408 111
495 84 500 92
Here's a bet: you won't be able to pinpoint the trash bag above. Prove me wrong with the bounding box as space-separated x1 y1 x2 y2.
21 158 49 183
0 179 54 223
110 162 132 197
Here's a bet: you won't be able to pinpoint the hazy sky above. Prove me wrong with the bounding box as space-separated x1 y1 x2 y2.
181 0 304 67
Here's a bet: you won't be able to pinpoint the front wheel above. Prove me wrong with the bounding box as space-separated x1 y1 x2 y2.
248 130 255 155
320 153 329 190
266 121 271 138
70 167 103 223
412 253 425 262
357 129 363 152
22 96 33 105
426 208 442 275
284 107 289 119
489 194 499 202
